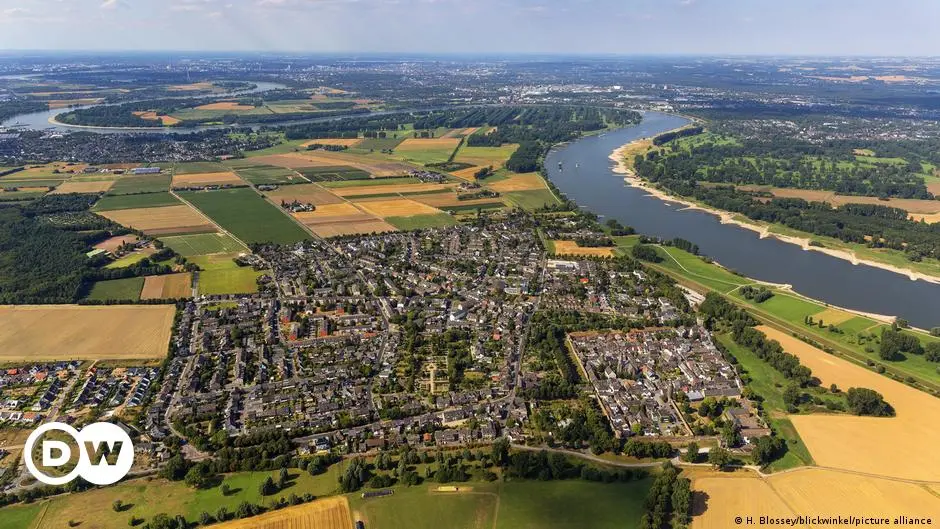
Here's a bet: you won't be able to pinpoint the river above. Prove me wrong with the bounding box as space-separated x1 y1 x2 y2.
544 111 940 329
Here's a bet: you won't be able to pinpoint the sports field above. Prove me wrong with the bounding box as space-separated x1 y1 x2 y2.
92 192 180 211
140 273 192 300
759 326 940 481
0 305 174 361
159 233 247 256
179 188 311 244
98 204 216 235
215 497 351 529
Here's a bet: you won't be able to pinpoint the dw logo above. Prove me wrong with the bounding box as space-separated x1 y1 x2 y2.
24 422 134 486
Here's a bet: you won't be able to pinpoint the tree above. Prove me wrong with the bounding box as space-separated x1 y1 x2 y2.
683 442 699 463
199 511 214 526
708 447 732 469
259 476 277 497
720 423 742 448
671 477 693 526
751 436 786 466
782 384 802 411
112 500 123 512
492 437 510 468
221 483 231 496
278 468 289 489
846 387 894 417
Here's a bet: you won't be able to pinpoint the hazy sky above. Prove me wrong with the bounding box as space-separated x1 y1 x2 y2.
0 0 938 55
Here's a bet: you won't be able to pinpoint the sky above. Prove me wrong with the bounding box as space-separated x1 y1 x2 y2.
0 0 938 56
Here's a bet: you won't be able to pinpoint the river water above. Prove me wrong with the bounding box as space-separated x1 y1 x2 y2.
544 112 940 329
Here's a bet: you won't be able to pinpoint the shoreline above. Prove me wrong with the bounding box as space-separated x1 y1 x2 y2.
608 138 940 289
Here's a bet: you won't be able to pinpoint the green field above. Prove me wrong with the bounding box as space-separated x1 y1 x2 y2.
190 253 267 295
352 479 652 529
386 213 457 230
106 174 171 195
299 166 372 182
393 143 461 166
358 135 407 151
232 164 305 185
654 246 753 292
159 233 247 256
453 144 520 167
320 176 421 188
92 192 180 211
172 161 227 174
85 277 144 301
179 188 310 244
1 467 342 529
503 189 562 211
105 252 152 269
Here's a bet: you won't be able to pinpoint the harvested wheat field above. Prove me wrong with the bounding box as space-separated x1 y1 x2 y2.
552 240 615 257
758 325 940 481
132 111 181 126
99 205 215 235
51 180 114 194
691 474 797 528
172 171 244 187
487 172 548 192
140 273 192 300
927 179 940 196
311 219 397 238
93 234 139 252
396 137 462 151
811 307 856 326
254 152 412 177
265 184 345 205
0 305 174 361
450 166 485 181
168 82 214 91
195 101 255 111
691 468 940 528
331 182 454 198
214 496 351 529
293 203 367 221
355 198 442 218
911 212 940 224
413 193 503 209
767 468 939 518
301 138 363 148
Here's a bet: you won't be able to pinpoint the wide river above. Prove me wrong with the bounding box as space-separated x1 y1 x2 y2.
545 112 940 329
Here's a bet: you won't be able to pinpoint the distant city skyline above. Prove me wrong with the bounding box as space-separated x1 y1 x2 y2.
0 0 938 56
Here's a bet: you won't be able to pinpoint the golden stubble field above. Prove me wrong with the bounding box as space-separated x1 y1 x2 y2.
172 171 244 187
354 198 443 218
690 468 940 529
331 182 455 197
213 496 352 529
0 305 175 361
551 240 615 257
395 137 462 151
99 205 216 235
50 180 115 194
757 326 940 481
487 172 548 192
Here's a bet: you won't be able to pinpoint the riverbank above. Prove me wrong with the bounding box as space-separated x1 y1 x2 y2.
609 137 940 287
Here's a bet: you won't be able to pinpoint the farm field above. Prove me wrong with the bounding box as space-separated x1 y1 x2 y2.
132 111 180 126
690 468 940 528
214 497 351 529
93 234 139 252
486 172 549 192
50 180 114 194
172 161 226 174
253 152 414 177
0 305 174 361
159 233 247 256
179 188 311 244
453 144 519 169
292 202 368 222
354 198 444 218
86 277 144 301
191 254 267 295
7 466 343 529
759 326 940 481
298 166 372 182
736 186 940 215
263 183 345 205
309 219 398 237
104 250 155 268
105 174 171 195
393 137 462 165
551 240 615 257
333 182 453 198
230 164 305 185
352 479 652 529
98 204 216 235
140 273 192 300
386 213 457 230
301 138 362 148
171 171 244 188
92 191 180 211
503 189 561 211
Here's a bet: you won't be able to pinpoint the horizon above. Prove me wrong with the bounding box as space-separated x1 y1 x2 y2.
0 0 939 56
